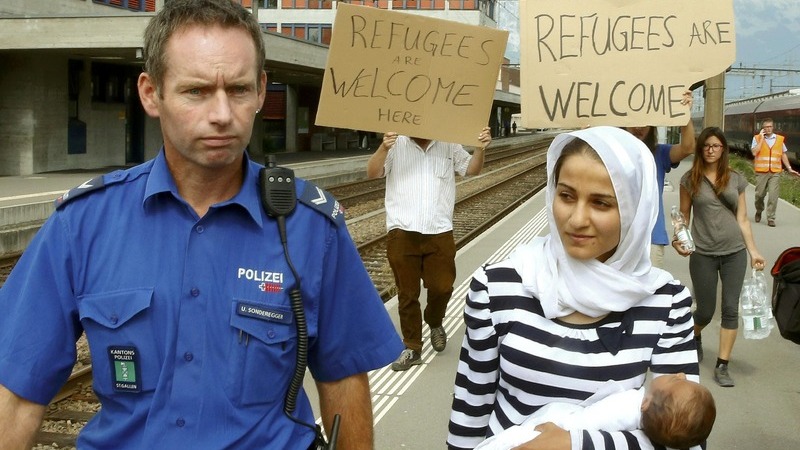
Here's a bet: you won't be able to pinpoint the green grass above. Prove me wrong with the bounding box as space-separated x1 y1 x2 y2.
729 155 800 208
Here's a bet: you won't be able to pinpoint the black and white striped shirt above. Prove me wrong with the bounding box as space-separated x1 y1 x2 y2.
448 258 699 450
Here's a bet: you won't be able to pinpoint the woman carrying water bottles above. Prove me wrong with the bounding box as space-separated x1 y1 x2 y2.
673 126 765 387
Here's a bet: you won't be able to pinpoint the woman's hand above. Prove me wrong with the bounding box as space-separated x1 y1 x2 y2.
511 422 570 450
751 252 766 271
671 239 693 257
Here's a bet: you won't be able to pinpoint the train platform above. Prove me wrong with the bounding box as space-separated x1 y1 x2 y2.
297 166 799 449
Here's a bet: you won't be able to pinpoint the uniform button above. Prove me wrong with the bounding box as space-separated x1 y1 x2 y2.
184 352 193 362
190 288 200 297
176 418 185 427
267 330 276 339
196 225 204 233
113 173 121 179
110 315 119 325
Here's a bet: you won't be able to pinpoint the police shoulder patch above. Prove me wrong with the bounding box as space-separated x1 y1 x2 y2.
54 170 127 209
297 180 345 227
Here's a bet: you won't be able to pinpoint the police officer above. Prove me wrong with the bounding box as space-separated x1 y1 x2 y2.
0 1 402 449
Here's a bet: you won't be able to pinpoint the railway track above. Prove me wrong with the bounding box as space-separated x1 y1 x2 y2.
3 139 551 448
0 254 19 285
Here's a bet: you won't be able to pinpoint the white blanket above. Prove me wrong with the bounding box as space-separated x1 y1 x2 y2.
475 382 644 450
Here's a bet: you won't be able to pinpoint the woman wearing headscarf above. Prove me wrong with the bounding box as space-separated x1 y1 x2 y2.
448 127 702 450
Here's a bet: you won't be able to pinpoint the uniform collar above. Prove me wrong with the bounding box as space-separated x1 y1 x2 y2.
143 149 264 227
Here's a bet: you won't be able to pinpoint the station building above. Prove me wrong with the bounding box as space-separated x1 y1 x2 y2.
0 0 520 176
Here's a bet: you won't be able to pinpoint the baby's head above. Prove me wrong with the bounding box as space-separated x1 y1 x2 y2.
641 373 716 449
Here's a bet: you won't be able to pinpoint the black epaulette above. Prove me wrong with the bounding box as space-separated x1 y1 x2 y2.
54 170 126 209
297 180 345 227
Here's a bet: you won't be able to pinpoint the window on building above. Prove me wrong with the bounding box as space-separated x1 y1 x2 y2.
447 1 495 18
92 0 155 12
321 26 333 44
448 0 475 10
261 23 279 33
478 0 495 19
242 0 275 7
282 0 332 9
418 0 445 10
308 27 320 43
392 0 419 9
283 24 333 44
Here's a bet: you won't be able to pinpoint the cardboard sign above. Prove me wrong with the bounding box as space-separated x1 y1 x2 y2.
316 4 509 146
520 0 736 128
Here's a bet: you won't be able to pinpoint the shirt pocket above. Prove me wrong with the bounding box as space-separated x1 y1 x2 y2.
432 155 453 179
78 288 158 396
227 299 296 407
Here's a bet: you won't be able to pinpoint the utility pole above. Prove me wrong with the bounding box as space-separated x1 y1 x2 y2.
704 72 726 129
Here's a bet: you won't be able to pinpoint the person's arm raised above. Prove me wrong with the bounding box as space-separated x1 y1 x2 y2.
669 90 696 163
465 126 492 176
366 132 397 179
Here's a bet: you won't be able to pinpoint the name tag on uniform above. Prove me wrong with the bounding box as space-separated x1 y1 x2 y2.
108 346 142 393
236 301 292 324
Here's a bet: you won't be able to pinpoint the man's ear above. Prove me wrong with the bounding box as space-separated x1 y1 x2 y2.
257 70 267 111
138 72 160 118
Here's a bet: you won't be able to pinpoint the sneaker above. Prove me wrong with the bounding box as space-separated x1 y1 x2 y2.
768 219 776 227
696 344 704 363
431 326 447 352
391 349 421 371
755 211 762 223
714 365 735 387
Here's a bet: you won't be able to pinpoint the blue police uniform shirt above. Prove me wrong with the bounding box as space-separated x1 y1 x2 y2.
0 150 403 449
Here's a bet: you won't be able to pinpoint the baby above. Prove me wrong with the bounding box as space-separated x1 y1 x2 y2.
476 374 716 450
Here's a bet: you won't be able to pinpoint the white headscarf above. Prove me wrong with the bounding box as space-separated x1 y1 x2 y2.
510 126 674 319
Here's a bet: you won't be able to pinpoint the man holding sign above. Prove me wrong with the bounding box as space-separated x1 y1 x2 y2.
367 128 491 371
320 4 503 371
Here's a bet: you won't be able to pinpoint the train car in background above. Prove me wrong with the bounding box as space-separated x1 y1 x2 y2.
722 90 800 169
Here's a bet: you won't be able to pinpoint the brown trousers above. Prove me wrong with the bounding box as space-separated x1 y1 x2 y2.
387 229 456 352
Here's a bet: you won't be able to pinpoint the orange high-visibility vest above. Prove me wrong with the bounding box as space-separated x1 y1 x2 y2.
754 134 785 173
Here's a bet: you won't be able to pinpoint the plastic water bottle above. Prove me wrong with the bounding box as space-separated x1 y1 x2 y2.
741 284 771 339
670 206 695 252
751 269 774 330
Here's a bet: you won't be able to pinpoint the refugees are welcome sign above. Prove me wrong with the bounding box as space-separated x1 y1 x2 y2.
520 0 736 128
316 4 508 146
